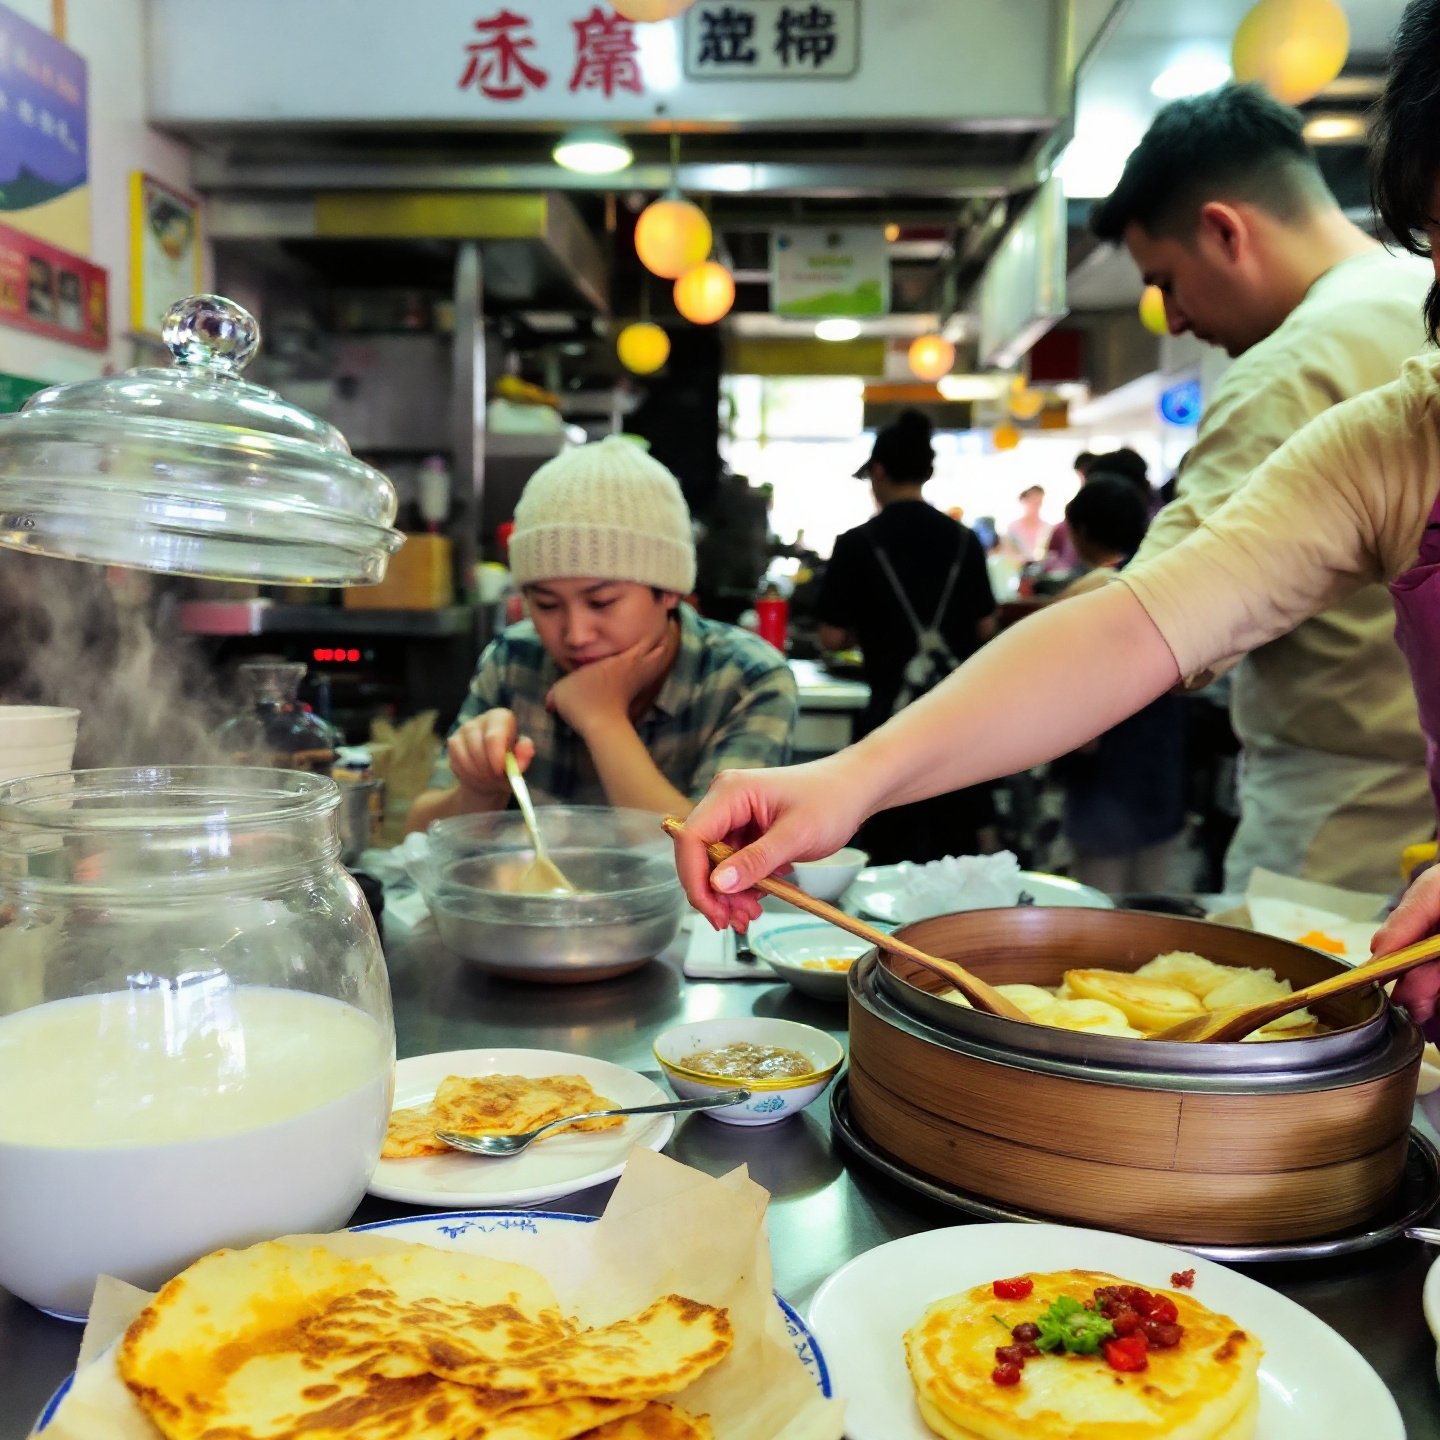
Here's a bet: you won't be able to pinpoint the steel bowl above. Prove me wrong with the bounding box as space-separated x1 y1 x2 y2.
419 807 684 982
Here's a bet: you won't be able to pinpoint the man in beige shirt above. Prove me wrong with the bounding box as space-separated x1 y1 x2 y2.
1085 85 1434 894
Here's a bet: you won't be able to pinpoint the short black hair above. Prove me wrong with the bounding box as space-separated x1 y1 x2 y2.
1371 0 1440 341
1087 447 1151 501
1065 476 1149 559
1091 84 1330 242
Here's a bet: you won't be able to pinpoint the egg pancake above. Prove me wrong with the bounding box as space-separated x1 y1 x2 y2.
1062 971 1207 1033
904 1269 1260 1440
382 1073 624 1159
578 1401 716 1437
119 1238 731 1440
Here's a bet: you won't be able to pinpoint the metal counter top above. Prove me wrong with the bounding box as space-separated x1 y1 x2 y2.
788 658 870 712
4 920 1439 1436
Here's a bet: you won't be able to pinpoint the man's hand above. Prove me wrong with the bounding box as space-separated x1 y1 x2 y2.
671 756 870 931
1373 866 1440 1028
446 708 536 800
546 632 673 736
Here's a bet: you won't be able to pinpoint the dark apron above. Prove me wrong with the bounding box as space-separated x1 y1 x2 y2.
1390 491 1440 820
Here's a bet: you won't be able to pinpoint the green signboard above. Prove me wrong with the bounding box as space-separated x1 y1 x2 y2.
0 371 48 412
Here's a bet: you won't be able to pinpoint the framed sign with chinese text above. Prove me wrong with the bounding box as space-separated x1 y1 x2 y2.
0 220 106 350
771 226 888 317
685 0 859 80
130 172 202 336
0 1 89 254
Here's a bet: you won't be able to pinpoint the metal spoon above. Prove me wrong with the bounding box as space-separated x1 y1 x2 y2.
661 817 1030 1022
435 1090 751 1156
504 751 577 894
1404 1226 1440 1245
1151 931 1440 1043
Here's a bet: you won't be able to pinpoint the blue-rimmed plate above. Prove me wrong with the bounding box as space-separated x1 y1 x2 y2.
34 1209 830 1432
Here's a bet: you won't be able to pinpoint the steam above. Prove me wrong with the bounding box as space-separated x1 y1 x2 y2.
0 551 232 769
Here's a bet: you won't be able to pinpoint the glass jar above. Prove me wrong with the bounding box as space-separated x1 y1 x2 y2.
0 766 394 1319
217 658 342 772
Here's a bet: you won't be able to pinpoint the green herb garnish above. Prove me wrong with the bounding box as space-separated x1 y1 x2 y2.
1033 1295 1115 1356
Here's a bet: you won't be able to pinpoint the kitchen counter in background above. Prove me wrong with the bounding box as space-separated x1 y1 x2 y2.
788 659 869 760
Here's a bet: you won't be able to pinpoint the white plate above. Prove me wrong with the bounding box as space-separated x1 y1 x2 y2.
848 864 1114 923
1423 1250 1440 1386
33 1210 832 1433
806 1221 1401 1440
368 1048 674 1208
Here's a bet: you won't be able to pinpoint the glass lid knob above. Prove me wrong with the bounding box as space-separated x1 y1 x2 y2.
161 294 260 376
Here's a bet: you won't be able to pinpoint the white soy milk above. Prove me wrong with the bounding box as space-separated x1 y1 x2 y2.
0 985 393 1317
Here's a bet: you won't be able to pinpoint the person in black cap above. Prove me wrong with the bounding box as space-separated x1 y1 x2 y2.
816 410 997 862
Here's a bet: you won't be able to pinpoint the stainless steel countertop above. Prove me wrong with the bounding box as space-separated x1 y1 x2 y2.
5 918 1439 1436
788 658 870 712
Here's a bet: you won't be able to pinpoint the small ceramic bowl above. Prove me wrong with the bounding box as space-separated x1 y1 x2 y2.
748 922 876 1002
788 847 869 902
653 1016 845 1126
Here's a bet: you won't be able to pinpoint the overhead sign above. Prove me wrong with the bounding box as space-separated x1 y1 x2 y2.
147 0 1068 127
1159 378 1202 427
770 226 888 317
684 1 859 81
0 1 89 254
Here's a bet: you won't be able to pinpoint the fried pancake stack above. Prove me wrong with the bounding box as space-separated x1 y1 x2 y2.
118 1238 729 1440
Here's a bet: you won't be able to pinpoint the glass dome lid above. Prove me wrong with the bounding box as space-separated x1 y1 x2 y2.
0 295 404 585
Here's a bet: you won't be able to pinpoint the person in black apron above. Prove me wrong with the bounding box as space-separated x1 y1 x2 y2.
817 410 997 863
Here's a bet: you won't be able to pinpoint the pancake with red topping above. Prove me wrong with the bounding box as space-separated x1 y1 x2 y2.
904 1268 1261 1440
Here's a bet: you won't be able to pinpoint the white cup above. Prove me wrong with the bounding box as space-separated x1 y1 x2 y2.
0 707 80 785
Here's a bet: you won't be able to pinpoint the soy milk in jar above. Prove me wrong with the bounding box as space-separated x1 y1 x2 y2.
0 767 394 1317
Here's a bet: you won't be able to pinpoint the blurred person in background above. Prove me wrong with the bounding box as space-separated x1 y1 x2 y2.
408 437 796 829
817 409 997 862
1079 81 1435 894
1053 479 1186 893
1003 484 1052 563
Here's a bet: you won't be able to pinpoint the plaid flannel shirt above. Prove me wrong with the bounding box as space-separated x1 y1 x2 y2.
440 603 798 804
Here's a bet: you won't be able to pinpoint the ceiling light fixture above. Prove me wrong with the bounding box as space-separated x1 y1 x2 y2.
937 375 1004 402
1304 113 1365 142
1150 55 1232 98
553 132 634 175
815 318 862 342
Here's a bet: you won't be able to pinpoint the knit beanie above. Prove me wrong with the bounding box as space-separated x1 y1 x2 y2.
508 435 696 594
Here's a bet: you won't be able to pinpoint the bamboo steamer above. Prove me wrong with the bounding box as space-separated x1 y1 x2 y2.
845 908 1422 1245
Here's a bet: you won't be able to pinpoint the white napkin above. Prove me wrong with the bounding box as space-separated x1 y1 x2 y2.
682 919 770 980
890 851 1025 922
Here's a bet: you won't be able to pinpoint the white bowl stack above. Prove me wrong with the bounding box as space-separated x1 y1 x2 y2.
0 706 80 785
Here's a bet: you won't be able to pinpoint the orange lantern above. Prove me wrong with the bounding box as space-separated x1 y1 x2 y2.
907 334 955 382
616 321 670 375
1232 0 1349 106
674 262 735 325
635 197 712 279
612 0 694 19
1139 285 1170 336
1007 376 1045 421
992 423 1022 452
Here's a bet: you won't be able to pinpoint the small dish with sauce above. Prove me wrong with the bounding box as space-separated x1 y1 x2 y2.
652 1017 845 1126
748 922 880 1002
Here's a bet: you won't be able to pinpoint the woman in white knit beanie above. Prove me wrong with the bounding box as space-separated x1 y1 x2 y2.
409 436 797 827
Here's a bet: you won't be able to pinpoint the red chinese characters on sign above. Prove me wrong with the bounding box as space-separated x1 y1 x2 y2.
568 7 642 97
458 9 549 100
457 8 645 103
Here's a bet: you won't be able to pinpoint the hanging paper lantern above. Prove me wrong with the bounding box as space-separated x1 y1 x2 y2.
992 423 1022 452
1232 0 1349 106
612 0 694 20
1139 285 1170 336
616 321 670 375
907 334 955 382
673 262 735 325
1007 376 1045 421
635 197 712 279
